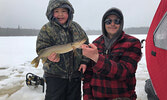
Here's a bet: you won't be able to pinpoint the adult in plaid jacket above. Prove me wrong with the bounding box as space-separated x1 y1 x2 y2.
82 7 142 100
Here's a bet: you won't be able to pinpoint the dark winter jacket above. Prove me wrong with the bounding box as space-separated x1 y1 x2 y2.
83 8 141 100
36 0 89 79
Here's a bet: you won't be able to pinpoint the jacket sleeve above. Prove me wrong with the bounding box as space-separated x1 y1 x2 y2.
92 39 142 81
36 25 52 54
83 61 94 99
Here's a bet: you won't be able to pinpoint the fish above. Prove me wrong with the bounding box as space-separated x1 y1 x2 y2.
31 38 87 68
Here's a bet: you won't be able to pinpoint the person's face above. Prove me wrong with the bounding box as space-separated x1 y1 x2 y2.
53 8 68 25
105 15 121 38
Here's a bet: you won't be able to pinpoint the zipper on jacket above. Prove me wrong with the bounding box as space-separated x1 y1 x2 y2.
67 29 74 82
105 49 109 54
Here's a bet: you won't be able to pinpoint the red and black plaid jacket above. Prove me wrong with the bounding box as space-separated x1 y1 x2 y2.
83 32 142 100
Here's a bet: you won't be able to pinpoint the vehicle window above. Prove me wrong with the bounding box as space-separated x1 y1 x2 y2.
154 12 167 50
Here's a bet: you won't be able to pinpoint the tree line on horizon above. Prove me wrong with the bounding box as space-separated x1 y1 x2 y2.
0 27 149 36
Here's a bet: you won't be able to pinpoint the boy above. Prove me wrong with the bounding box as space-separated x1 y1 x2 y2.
36 0 89 100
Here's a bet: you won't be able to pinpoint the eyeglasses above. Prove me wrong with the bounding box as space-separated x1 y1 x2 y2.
104 19 121 25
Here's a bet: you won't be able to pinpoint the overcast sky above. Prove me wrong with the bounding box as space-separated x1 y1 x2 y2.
0 0 160 30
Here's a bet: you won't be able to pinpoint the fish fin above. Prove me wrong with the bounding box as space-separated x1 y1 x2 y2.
72 46 77 51
31 57 39 68
55 54 60 59
42 58 47 64
46 63 50 70
74 50 80 57
72 46 80 56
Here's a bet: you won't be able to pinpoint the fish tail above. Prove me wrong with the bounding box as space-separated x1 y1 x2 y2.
31 57 39 68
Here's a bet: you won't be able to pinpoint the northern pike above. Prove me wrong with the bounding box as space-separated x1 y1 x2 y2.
31 38 87 68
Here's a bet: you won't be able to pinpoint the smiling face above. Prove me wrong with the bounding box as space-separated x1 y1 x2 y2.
105 15 121 38
53 8 69 25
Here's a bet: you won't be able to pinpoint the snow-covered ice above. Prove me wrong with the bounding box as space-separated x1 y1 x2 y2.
0 34 149 100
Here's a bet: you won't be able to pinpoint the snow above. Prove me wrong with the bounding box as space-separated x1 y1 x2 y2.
0 34 149 100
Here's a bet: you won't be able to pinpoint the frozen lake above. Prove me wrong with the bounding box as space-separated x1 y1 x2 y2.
0 34 149 100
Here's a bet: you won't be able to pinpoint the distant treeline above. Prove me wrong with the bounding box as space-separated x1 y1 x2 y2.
86 27 149 35
0 27 149 36
0 28 39 36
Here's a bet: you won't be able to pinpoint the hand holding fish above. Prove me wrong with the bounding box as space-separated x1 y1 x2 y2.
82 44 99 63
48 52 60 62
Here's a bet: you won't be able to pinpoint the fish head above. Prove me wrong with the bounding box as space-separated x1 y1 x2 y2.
72 38 87 48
